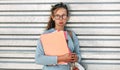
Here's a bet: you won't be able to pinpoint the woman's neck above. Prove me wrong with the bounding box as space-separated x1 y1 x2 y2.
55 26 64 31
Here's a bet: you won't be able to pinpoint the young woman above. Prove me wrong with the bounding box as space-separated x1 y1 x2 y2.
35 2 81 70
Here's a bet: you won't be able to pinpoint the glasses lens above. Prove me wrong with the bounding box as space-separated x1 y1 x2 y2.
62 15 67 19
55 15 59 20
54 15 67 20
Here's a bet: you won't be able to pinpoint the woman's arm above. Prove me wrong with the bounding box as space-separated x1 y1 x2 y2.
35 39 77 65
35 39 58 65
72 31 81 63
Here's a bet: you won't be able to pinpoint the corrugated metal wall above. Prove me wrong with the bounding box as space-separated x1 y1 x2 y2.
0 0 120 70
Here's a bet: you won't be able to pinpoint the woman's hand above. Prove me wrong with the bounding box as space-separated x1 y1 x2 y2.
58 53 78 63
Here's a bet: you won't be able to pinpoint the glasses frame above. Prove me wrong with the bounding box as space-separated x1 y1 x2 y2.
54 14 68 20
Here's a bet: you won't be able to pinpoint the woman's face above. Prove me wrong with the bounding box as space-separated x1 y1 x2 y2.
52 8 69 27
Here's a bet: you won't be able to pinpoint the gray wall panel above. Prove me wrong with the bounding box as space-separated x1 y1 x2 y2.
0 0 120 70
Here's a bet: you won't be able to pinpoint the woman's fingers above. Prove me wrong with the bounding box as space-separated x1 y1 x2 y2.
70 53 78 62
62 53 78 63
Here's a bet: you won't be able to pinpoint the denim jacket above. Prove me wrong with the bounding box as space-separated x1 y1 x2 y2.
35 28 81 70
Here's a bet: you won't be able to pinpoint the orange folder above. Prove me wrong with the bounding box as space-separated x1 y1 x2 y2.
40 31 70 64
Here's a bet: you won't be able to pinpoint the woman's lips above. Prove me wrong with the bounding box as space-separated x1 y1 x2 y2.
59 22 63 24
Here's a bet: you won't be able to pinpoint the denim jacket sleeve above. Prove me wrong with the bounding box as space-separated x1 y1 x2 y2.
72 31 81 63
35 39 58 65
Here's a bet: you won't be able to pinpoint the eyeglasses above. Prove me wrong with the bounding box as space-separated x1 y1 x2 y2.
54 15 67 20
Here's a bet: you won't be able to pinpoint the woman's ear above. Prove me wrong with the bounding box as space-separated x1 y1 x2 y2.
51 15 55 21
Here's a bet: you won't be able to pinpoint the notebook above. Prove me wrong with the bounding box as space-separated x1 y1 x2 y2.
40 31 70 64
